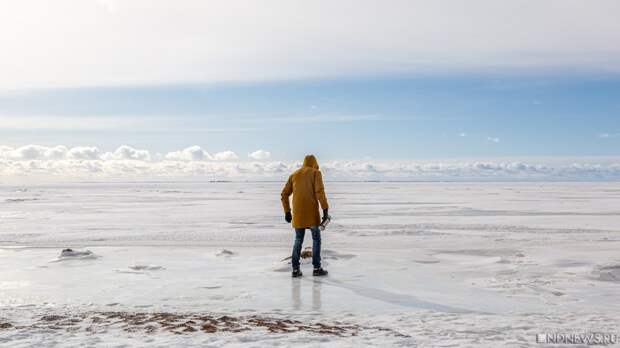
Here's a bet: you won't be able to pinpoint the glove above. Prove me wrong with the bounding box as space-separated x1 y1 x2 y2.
285 211 292 223
321 208 329 224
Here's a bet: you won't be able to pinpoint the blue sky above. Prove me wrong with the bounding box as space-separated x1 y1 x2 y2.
1 75 619 160
1 0 620 170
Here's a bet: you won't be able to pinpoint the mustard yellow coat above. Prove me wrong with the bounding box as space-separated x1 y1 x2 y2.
281 155 329 228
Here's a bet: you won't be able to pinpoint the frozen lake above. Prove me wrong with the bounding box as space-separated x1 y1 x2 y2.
1 182 620 347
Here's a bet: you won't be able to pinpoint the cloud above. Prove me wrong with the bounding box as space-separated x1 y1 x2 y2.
44 145 69 159
163 146 238 161
248 149 271 160
0 145 238 163
599 133 619 138
255 114 389 124
458 133 502 143
2 145 48 160
67 147 101 160
212 151 238 161
0 145 70 160
0 115 264 133
165 146 210 161
1 144 620 181
487 137 500 143
1 0 619 89
102 145 151 161
0 116 152 130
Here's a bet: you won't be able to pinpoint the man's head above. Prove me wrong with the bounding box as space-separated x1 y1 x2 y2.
302 155 319 169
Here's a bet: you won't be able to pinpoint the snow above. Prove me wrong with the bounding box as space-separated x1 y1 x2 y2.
1 182 620 347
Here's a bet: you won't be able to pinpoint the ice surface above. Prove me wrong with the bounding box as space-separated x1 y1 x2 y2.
127 264 165 271
1 182 620 346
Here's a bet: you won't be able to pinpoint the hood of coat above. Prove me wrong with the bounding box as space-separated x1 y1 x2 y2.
302 155 319 169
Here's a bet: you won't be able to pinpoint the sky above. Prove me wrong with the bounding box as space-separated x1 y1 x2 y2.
1 0 619 180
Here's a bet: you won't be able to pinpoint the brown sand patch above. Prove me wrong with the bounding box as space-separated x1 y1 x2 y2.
0 311 408 338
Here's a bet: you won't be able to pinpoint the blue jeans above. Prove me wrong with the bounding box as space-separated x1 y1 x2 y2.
292 226 321 270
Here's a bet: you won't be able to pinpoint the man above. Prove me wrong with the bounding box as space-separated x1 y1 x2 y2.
281 155 329 278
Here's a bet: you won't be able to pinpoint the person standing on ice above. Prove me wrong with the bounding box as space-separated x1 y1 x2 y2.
281 155 329 278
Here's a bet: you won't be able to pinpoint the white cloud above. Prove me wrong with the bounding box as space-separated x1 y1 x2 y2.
255 114 388 124
44 145 69 159
161 147 244 162
102 145 151 161
2 144 620 181
457 133 504 143
0 115 265 133
248 149 271 160
1 145 238 163
0 145 153 162
1 0 619 89
487 137 501 143
0 116 152 130
212 151 238 161
67 146 101 160
165 146 210 161
0 144 69 160
599 133 619 138
8 145 49 160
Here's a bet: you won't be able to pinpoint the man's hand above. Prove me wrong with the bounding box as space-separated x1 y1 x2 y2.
285 211 292 223
321 208 329 224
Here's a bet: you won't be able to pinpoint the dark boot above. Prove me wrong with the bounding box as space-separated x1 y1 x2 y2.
313 268 328 276
292 269 303 278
